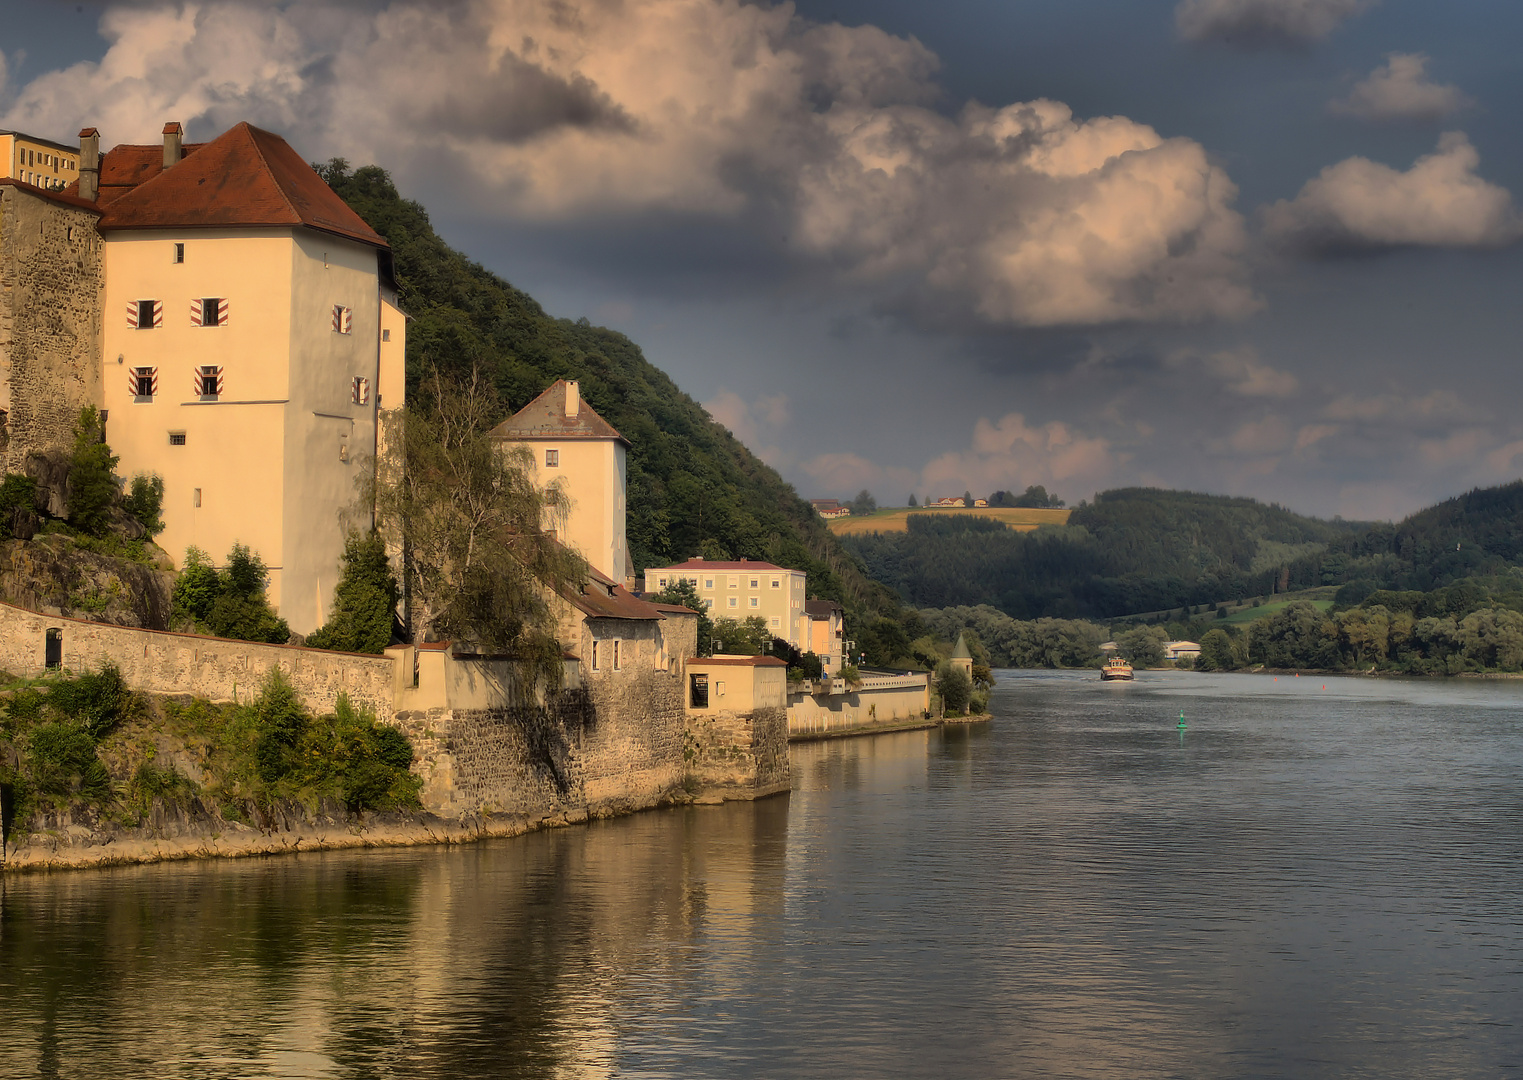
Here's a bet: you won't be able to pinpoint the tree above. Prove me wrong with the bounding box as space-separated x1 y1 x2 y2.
172 544 291 643
307 530 399 654
908 494 918 508
122 474 165 537
850 489 877 516
1197 628 1237 671
649 577 714 656
370 366 585 683
936 661 972 714
963 489 973 507
1116 625 1167 668
711 615 770 655
67 406 119 538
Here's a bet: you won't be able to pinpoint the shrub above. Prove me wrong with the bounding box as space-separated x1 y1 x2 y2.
45 662 136 740
173 544 291 643
251 670 308 784
67 406 120 539
0 473 39 539
306 530 398 654
936 662 972 714
122 474 165 537
26 722 111 801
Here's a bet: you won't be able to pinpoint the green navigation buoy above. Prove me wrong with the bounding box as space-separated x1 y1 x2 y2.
1177 710 1187 730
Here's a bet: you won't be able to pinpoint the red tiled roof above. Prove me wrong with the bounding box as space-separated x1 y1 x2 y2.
564 563 666 621
654 559 790 572
805 600 842 618
0 178 102 213
92 123 385 248
651 602 699 615
488 379 627 445
688 656 788 667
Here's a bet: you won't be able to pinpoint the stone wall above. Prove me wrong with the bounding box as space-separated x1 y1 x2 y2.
788 677 931 736
686 704 789 798
0 186 103 475
0 600 393 716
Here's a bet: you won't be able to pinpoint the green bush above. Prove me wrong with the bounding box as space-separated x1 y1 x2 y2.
26 722 111 801
45 662 135 740
936 662 972 714
122 474 165 537
67 406 120 539
173 544 291 643
306 530 398 654
0 473 38 539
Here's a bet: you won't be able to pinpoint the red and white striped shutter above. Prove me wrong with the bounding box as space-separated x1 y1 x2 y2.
152 300 164 328
212 366 224 396
332 304 342 332
150 368 159 396
126 301 139 329
342 307 353 335
127 369 138 396
189 298 203 326
217 298 228 327
357 377 371 404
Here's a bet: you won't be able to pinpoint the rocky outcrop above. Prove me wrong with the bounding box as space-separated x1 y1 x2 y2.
0 536 175 629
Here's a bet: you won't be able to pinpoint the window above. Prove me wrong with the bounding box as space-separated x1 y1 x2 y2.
193 298 226 327
658 577 668 588
703 599 713 609
351 377 371 405
728 575 738 588
590 640 600 672
168 431 186 446
771 578 780 589
716 681 726 698
749 578 759 589
545 449 559 468
332 304 353 334
45 628 63 670
612 640 622 671
689 672 709 708
129 299 162 329
770 616 781 629
130 366 157 400
703 578 714 590
173 243 184 263
382 328 391 341
193 488 202 508
749 597 760 609
196 365 223 399
728 596 738 609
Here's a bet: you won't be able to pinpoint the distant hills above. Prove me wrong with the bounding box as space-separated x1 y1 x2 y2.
321 162 898 620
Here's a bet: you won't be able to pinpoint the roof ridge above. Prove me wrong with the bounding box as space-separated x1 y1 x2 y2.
240 123 303 224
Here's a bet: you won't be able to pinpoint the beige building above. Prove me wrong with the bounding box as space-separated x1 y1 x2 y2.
0 130 79 191
804 599 845 672
82 121 404 634
644 558 808 648
489 379 628 584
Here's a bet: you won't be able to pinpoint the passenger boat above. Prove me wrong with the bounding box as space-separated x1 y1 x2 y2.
1101 656 1134 681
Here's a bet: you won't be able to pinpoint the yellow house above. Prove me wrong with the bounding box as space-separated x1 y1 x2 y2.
804 599 845 671
488 379 629 584
644 557 808 649
85 121 405 634
0 130 79 191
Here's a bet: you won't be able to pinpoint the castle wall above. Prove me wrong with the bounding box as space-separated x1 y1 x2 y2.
0 186 104 473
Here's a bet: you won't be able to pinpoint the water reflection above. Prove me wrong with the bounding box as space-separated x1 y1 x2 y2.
3 672 1522 1078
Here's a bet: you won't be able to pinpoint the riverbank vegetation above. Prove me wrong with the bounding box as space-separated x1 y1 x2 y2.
0 665 419 844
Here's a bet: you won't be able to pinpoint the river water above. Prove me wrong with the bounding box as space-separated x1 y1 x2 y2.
2 670 1521 1079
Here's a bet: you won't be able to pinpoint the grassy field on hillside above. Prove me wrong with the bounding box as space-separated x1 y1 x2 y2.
1218 596 1335 625
828 507 1071 536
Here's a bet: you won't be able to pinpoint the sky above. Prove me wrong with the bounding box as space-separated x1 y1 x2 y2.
3 0 1521 522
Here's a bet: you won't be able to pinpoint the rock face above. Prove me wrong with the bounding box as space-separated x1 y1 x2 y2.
0 536 175 629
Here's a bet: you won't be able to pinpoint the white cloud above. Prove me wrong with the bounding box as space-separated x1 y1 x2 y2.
704 388 790 467
1 0 1256 328
1175 0 1374 45
1330 53 1472 122
799 452 883 497
1168 346 1299 397
1263 133 1522 252
918 412 1122 503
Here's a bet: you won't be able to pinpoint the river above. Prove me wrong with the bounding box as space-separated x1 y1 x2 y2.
2 669 1520 1078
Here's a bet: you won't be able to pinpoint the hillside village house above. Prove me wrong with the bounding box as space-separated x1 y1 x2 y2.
644 558 809 650
0 121 404 634
0 130 79 190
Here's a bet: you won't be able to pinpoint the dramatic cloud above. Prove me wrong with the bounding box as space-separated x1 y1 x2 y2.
919 413 1122 503
1167 346 1299 397
1263 133 1522 252
704 389 790 467
1330 53 1472 122
1 0 1256 328
1175 0 1374 45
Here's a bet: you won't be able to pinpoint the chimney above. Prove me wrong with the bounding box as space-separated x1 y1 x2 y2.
78 128 100 202
565 380 580 419
162 122 183 170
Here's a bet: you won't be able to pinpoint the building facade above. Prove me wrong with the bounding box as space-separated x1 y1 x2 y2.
0 130 80 191
644 558 808 648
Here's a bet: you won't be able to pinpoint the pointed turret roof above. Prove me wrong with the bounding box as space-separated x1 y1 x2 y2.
91 122 385 248
488 379 629 446
951 632 973 660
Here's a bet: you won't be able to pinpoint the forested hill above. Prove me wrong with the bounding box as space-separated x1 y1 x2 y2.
1322 480 1523 595
840 487 1364 619
319 163 895 617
